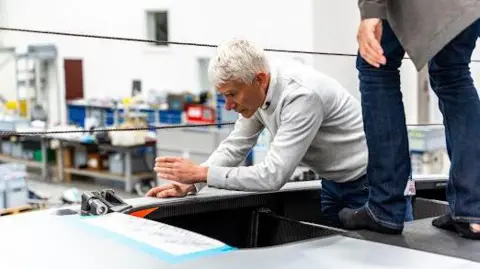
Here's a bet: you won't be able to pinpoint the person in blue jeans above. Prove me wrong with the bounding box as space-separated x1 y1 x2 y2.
340 1 480 239
321 174 413 228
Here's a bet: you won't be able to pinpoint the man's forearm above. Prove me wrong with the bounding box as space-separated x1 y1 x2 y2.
193 116 264 193
358 0 387 20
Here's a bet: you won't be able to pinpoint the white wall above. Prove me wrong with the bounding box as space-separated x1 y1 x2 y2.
0 1 16 102
0 49 16 101
312 0 360 100
0 0 314 125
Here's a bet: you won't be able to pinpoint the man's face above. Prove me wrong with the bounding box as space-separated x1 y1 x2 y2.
217 73 269 118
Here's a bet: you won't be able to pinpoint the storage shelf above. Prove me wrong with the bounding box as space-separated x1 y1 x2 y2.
0 154 46 169
2 135 157 192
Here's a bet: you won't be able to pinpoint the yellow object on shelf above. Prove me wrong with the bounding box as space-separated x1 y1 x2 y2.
122 97 132 106
18 100 27 117
3 100 27 117
5 100 17 110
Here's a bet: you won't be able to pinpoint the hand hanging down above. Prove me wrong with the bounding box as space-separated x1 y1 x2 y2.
357 18 386 68
153 156 208 185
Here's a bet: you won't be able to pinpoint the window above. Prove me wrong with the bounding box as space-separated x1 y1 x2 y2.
147 11 168 46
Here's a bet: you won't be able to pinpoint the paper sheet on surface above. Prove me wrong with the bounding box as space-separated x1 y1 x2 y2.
82 212 228 256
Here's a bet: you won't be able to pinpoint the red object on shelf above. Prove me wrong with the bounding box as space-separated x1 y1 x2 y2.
185 104 215 124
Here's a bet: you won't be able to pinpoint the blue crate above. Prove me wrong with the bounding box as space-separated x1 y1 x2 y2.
68 104 183 126
105 108 125 126
67 105 86 127
139 109 156 124
159 110 182 124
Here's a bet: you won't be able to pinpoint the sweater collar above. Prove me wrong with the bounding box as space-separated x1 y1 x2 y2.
260 63 278 113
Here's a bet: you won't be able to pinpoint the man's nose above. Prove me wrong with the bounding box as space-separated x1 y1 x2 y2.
225 100 237 110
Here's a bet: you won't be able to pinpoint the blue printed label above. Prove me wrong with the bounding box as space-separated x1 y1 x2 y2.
66 212 236 263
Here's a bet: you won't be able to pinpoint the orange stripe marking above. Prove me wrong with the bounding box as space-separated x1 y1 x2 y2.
129 207 158 218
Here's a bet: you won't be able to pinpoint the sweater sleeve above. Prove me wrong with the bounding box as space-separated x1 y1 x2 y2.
358 0 387 20
194 115 265 192
205 89 324 192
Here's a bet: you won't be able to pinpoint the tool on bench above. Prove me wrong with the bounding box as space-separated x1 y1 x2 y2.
80 189 132 216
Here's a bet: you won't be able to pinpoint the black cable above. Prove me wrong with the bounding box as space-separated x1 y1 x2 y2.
0 121 236 137
1 26 479 61
0 26 358 57
0 122 445 137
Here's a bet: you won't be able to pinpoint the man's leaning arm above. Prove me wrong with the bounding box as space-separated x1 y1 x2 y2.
193 115 265 193
206 89 325 192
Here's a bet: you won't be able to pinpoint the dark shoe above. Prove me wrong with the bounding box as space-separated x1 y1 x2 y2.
454 222 480 240
432 214 456 232
432 214 480 240
339 207 403 235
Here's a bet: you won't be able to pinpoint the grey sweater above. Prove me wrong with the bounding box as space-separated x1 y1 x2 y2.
195 60 368 192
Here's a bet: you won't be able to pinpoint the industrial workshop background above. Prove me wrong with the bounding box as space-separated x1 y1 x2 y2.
0 0 479 215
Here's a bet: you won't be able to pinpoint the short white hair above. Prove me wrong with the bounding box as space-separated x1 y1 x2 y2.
208 38 270 88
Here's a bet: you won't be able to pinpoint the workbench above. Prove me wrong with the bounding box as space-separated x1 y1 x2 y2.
1 179 478 269
54 137 157 192
0 135 157 192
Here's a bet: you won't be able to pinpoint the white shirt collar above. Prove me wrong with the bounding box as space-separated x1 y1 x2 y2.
261 66 276 110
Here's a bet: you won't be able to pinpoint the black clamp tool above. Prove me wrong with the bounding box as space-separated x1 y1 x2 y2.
80 189 132 216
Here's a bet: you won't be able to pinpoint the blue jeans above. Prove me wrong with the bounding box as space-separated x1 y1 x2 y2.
321 174 414 228
357 19 480 229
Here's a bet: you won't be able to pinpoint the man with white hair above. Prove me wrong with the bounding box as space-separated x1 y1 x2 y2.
146 38 411 228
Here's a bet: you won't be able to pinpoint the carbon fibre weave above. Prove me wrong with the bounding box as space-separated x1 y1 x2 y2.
125 190 339 249
137 193 278 219
347 217 480 263
413 197 449 219
255 210 343 247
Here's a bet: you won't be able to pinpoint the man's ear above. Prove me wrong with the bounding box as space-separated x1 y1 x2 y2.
256 72 269 87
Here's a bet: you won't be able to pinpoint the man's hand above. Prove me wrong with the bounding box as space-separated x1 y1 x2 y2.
357 18 386 68
145 182 195 198
153 156 208 184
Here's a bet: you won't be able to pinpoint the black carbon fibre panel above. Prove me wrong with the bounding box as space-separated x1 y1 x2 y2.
347 217 480 263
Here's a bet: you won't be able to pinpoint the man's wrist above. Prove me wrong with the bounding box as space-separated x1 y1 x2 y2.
196 166 208 182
